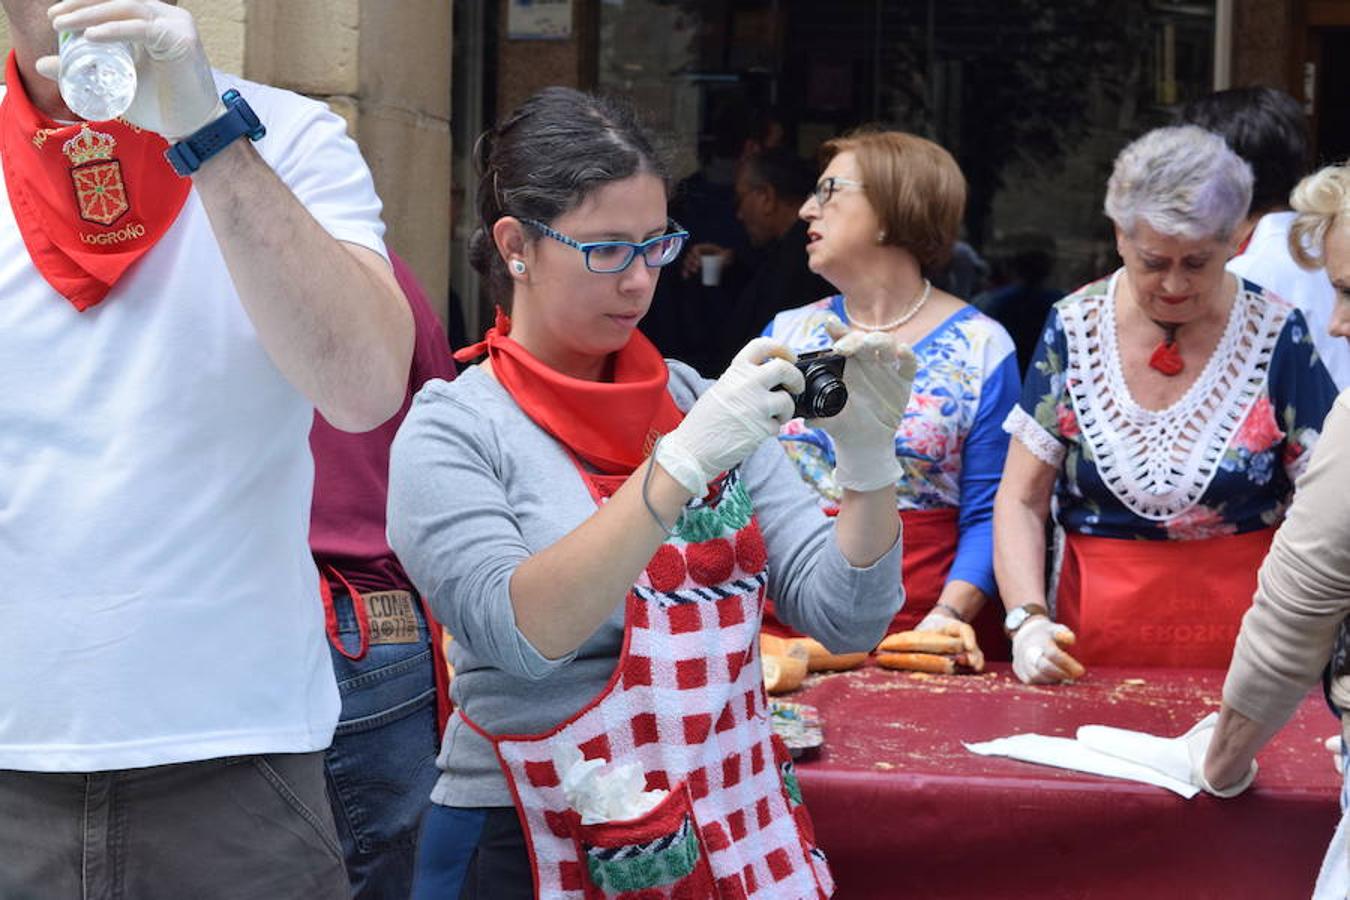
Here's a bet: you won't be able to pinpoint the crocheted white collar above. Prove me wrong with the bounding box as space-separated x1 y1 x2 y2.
1058 270 1288 521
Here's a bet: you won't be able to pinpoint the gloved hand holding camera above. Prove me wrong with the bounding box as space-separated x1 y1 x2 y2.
809 316 917 493
655 338 804 497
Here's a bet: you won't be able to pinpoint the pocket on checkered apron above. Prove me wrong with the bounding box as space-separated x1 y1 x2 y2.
567 780 719 898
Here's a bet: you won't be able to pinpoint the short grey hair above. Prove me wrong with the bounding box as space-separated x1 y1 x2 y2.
1104 126 1254 241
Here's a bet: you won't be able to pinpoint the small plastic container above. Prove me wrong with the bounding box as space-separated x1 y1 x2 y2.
58 32 137 122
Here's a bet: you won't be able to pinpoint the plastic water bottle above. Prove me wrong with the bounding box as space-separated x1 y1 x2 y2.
58 32 137 122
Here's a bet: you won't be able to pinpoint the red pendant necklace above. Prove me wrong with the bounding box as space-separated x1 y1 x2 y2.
1148 320 1184 376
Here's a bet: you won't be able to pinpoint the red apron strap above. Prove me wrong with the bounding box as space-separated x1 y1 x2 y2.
890 507 960 631
320 565 451 734
319 564 372 662
419 594 454 738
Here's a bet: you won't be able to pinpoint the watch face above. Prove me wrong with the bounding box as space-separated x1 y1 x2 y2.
1004 607 1028 632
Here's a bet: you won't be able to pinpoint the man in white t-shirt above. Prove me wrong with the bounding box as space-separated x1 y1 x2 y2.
1181 86 1350 391
0 2 413 897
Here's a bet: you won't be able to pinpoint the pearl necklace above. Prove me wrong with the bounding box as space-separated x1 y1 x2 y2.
843 279 932 332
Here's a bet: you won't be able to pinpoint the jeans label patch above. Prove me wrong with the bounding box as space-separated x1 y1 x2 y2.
364 590 420 644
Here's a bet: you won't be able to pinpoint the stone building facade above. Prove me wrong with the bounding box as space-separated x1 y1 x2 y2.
1 0 453 324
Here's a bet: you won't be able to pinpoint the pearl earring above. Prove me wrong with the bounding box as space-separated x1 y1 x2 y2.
510 259 527 275
876 231 887 244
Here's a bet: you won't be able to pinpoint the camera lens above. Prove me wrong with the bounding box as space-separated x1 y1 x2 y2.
804 371 847 417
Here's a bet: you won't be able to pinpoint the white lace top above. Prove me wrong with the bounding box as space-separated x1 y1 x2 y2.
1003 271 1338 540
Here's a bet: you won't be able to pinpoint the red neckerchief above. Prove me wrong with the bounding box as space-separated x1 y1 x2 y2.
0 52 190 310
455 308 684 477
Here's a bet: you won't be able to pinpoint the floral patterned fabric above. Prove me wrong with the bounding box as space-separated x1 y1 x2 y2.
1007 274 1340 541
763 296 1019 597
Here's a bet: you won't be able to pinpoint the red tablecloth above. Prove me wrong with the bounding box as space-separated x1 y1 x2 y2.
791 662 1341 899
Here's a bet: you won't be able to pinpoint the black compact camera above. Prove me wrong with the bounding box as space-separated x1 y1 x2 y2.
791 350 848 419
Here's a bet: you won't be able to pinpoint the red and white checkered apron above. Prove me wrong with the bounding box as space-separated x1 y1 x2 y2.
460 466 834 899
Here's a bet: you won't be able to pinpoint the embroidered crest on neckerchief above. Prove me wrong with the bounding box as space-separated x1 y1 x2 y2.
62 126 129 226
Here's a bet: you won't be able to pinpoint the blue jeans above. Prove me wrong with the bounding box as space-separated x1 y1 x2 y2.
411 805 533 900
324 586 440 900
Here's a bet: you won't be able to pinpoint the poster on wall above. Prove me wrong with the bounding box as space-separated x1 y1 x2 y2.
508 0 573 40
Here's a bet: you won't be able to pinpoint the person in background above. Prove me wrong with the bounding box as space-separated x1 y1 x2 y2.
976 231 1064 375
995 127 1339 685
0 1 412 896
931 238 990 300
389 87 910 898
700 147 834 373
643 104 787 375
761 129 1019 662
310 252 455 899
1202 161 1350 900
1179 86 1350 390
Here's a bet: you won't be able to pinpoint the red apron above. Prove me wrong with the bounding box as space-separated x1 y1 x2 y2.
1055 528 1276 669
762 507 1006 657
461 466 833 899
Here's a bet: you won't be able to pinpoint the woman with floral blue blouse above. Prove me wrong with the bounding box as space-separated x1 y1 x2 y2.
762 130 1019 662
994 126 1340 684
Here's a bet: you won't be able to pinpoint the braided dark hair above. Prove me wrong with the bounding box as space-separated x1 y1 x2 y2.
469 87 671 305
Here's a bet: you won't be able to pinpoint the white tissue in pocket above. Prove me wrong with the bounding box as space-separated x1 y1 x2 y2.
553 743 670 825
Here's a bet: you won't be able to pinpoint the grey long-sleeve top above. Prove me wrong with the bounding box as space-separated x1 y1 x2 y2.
1223 389 1350 735
387 362 904 807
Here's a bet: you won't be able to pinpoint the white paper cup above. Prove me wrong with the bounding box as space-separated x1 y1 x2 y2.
700 252 724 287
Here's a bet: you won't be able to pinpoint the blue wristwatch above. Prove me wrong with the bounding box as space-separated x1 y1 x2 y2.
164 89 266 176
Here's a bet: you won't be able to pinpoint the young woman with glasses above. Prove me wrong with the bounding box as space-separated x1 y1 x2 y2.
760 130 1021 669
388 87 914 899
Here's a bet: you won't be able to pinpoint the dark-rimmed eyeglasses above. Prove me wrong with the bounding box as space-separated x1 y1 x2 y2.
520 218 689 274
812 176 865 207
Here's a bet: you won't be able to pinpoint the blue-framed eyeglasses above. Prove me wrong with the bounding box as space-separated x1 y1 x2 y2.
520 218 689 274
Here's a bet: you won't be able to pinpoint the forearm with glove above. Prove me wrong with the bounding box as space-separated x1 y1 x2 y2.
515 338 805 659
813 319 916 568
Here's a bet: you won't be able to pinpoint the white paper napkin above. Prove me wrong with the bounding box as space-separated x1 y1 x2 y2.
964 729 1201 799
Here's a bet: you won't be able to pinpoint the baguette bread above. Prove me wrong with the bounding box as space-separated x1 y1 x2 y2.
762 653 808 694
955 648 986 673
1052 629 1086 679
877 631 965 655
759 633 795 659
761 634 866 672
875 651 957 675
795 637 868 672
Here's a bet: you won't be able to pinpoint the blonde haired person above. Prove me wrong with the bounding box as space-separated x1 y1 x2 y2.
760 129 1020 663
994 127 1339 684
1203 161 1350 898
1289 162 1350 340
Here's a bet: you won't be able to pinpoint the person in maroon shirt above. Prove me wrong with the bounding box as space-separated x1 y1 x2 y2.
310 251 456 900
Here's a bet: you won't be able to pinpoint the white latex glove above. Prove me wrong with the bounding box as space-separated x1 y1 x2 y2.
41 1 225 139
1011 616 1085 684
1325 736 1345 775
816 317 917 492
1079 713 1257 799
655 337 803 496
915 608 985 672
